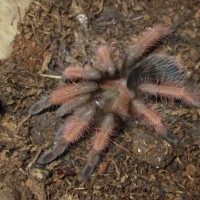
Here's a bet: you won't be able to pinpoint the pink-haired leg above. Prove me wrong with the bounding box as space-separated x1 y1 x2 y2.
81 113 115 180
122 24 172 76
50 82 98 105
62 65 101 81
56 94 91 117
38 105 96 164
28 96 52 115
29 82 98 115
96 45 116 76
131 99 167 134
139 83 200 107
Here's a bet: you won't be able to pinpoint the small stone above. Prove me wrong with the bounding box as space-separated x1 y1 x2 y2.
24 32 33 40
28 163 50 182
121 177 131 188
99 161 109 174
190 48 199 61
143 14 150 21
162 16 172 25
93 184 101 190
192 113 197 120
177 108 189 116
195 9 200 19
134 5 143 11
120 175 127 183
183 30 197 39
107 165 115 174
184 164 197 176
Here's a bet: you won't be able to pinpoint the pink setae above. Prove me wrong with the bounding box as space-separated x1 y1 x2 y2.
29 24 200 180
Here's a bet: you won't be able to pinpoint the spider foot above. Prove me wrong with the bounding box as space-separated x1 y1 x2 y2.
38 141 67 164
38 105 96 164
29 96 52 115
81 113 115 180
81 150 99 181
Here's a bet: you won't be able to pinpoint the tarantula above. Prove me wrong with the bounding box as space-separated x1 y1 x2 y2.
29 24 199 180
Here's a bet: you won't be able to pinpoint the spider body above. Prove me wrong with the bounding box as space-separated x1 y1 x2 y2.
95 79 132 116
29 24 199 180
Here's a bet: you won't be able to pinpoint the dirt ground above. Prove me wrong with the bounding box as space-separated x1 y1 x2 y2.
0 0 199 199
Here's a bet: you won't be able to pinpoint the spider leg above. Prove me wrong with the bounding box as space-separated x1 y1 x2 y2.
38 105 96 164
56 94 91 117
50 82 98 104
29 82 98 115
62 64 101 81
122 25 172 76
139 83 200 107
81 113 115 181
130 99 167 134
96 45 116 76
28 96 52 115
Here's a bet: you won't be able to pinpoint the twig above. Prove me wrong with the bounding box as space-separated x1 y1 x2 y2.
16 115 31 135
112 160 121 179
112 141 131 154
30 21 43 48
39 73 62 79
17 6 23 31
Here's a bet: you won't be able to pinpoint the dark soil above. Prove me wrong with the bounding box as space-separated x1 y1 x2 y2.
0 0 199 199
